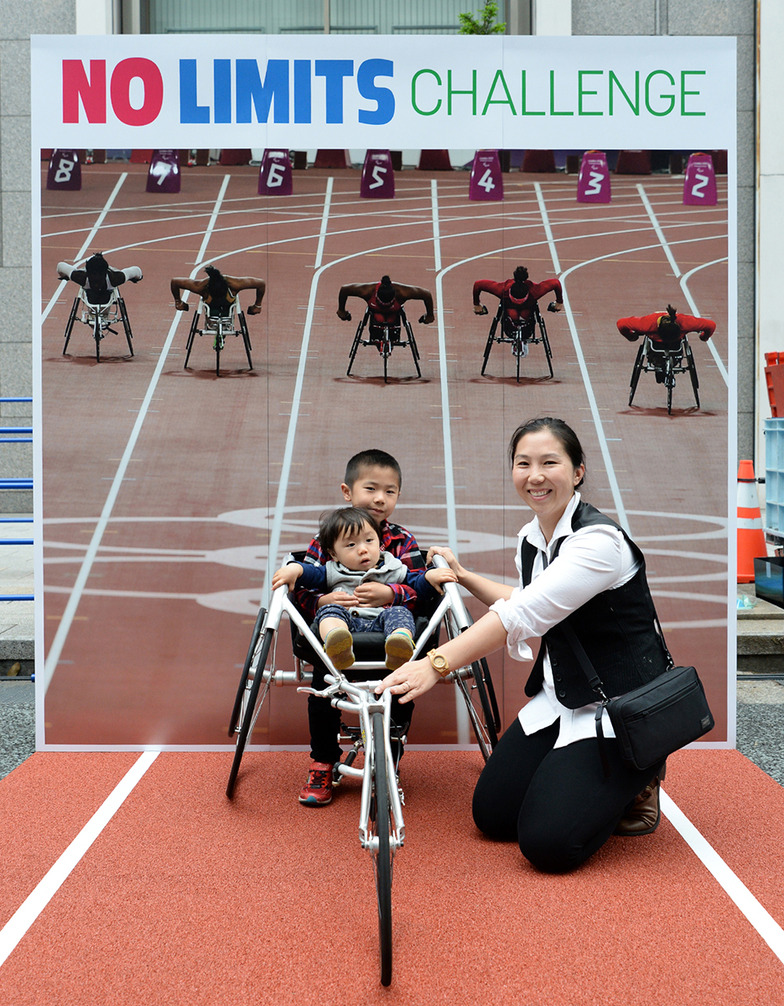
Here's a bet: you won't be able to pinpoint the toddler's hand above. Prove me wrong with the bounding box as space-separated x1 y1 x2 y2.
271 563 302 590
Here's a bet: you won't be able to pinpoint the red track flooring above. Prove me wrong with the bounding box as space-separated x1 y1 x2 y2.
38 162 730 751
1 749 783 1002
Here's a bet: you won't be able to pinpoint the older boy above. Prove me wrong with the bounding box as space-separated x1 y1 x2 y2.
291 449 427 806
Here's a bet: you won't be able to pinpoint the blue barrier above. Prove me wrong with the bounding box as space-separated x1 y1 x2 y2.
0 399 34 602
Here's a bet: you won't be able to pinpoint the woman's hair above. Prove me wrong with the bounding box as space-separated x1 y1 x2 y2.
656 303 681 342
508 417 586 487
204 265 229 301
376 275 396 304
510 265 530 300
319 506 382 557
85 252 109 290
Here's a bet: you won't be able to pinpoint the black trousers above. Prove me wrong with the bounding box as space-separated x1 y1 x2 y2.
472 718 661 873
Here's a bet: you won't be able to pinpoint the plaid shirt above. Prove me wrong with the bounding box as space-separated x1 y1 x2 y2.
292 519 425 622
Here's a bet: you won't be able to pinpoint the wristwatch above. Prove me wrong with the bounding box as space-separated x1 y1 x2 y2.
427 649 450 677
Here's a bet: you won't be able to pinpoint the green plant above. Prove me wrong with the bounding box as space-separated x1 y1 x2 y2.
458 1 506 35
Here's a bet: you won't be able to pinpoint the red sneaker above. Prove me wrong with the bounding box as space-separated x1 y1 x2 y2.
299 761 334 806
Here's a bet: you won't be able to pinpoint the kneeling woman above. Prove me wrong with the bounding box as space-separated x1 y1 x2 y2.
377 416 669 873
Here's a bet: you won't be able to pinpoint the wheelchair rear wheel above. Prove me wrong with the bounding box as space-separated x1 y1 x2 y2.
63 297 79 355
370 710 393 986
685 341 700 408
629 344 645 406
239 311 253 370
226 624 275 798
118 295 134 356
536 309 554 379
184 309 199 368
227 606 266 738
454 658 500 760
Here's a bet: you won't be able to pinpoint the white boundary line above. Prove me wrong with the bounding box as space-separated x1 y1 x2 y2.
661 790 784 964
0 751 158 969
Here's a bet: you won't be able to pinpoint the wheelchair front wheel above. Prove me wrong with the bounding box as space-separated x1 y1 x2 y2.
665 358 675 414
370 710 393 986
94 312 102 361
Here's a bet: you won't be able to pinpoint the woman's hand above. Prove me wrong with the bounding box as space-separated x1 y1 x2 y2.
426 545 467 578
375 657 440 704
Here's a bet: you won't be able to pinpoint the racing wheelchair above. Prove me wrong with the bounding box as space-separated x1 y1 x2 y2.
62 284 134 361
347 306 422 383
481 302 554 382
628 333 700 414
184 297 253 376
225 554 500 986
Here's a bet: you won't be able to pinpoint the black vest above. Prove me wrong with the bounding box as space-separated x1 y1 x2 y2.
522 500 669 709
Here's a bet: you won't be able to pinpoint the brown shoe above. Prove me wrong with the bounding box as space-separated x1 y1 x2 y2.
614 777 662 837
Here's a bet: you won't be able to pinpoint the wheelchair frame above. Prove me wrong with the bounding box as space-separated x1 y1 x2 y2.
225 554 501 986
628 334 700 414
183 299 253 376
481 302 553 382
62 286 133 361
347 305 421 383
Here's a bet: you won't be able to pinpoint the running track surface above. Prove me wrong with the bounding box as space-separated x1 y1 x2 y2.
2 749 783 1002
38 162 730 751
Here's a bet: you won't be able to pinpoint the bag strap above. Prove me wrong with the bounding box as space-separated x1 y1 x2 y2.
538 548 609 776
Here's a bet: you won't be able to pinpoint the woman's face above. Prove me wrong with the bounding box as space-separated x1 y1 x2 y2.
511 429 585 534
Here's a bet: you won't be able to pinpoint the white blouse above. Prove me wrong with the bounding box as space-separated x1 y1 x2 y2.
490 493 640 748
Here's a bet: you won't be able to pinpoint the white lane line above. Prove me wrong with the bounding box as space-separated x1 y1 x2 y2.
534 182 630 532
637 183 683 278
40 173 128 324
661 790 784 964
0 751 158 968
262 177 334 595
43 176 232 691
680 259 730 385
431 179 442 273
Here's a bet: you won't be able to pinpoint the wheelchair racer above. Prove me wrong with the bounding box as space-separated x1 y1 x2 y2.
170 266 266 317
616 304 716 346
472 265 563 326
337 275 435 330
57 251 142 305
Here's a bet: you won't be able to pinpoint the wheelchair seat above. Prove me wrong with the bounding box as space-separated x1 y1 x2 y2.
62 284 133 360
184 296 253 375
628 334 700 414
285 550 439 672
481 302 553 381
347 306 422 383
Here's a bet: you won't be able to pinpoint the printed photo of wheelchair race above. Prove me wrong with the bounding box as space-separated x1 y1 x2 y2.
5 19 779 1006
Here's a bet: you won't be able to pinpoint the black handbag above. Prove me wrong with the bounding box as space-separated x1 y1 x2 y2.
560 621 715 773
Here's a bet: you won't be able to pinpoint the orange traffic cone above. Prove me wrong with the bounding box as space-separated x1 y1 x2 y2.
737 460 767 583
